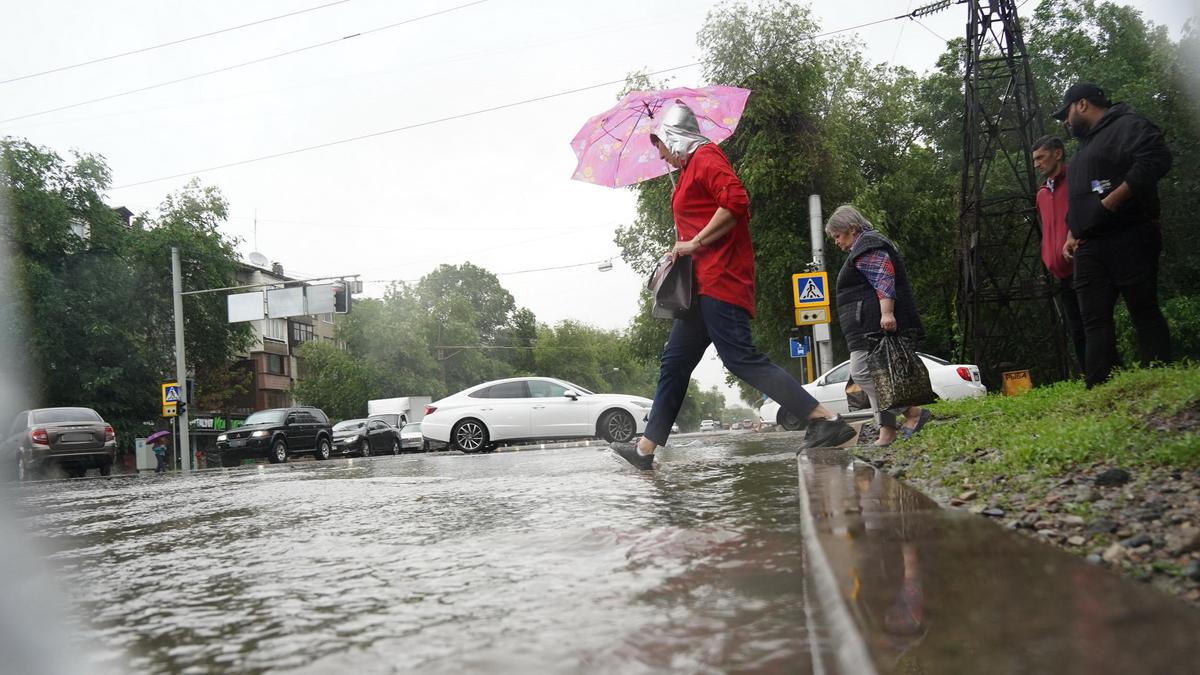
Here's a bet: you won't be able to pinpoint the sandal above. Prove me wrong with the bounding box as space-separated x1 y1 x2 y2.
901 409 931 440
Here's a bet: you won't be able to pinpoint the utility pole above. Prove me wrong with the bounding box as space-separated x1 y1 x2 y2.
957 0 1067 385
808 194 833 376
171 247 191 473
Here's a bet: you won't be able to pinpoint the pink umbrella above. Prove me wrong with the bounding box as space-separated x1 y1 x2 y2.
570 85 751 189
146 430 171 444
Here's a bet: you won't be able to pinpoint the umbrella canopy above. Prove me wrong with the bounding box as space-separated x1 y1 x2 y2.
146 430 171 444
570 85 751 188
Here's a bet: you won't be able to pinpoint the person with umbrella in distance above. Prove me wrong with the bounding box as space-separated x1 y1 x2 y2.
147 430 170 474
608 101 855 470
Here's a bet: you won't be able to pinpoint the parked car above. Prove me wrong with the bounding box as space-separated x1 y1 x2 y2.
333 418 403 457
421 377 652 453
3 407 116 480
396 421 428 451
213 406 333 466
759 354 986 430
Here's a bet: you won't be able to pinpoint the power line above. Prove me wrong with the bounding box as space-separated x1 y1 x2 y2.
364 258 615 286
0 0 352 86
106 8 943 190
0 0 490 125
108 62 701 189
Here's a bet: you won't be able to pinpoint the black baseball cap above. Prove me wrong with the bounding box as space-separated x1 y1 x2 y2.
1051 82 1110 120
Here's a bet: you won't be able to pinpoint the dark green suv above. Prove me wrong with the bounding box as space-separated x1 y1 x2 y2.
213 407 333 467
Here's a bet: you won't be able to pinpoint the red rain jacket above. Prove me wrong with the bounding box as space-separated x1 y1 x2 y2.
1036 166 1074 280
671 144 756 315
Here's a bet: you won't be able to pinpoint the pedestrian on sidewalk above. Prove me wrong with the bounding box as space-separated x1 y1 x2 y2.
152 437 168 474
1032 135 1087 373
825 205 929 447
1053 81 1173 387
611 102 854 471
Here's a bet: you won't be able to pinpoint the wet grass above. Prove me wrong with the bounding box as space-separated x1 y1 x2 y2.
893 362 1200 489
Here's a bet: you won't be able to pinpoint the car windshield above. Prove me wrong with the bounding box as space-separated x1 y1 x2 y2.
555 379 595 395
333 419 366 431
244 409 287 426
31 408 102 424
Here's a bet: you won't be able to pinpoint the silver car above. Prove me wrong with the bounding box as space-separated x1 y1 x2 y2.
3 407 117 480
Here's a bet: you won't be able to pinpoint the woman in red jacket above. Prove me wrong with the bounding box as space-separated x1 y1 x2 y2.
611 102 855 471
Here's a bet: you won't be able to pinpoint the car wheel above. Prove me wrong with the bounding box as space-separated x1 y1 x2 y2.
314 437 332 461
98 460 112 477
451 419 489 453
778 409 806 432
600 410 636 443
391 439 401 455
422 439 430 452
360 438 371 458
268 439 288 464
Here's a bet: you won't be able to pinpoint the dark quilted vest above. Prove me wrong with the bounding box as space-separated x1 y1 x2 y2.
835 230 922 352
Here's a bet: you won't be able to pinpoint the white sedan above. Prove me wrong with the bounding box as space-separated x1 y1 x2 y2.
421 377 652 453
759 353 986 430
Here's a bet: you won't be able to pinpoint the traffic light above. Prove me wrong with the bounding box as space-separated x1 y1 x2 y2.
333 282 352 314
176 401 187 417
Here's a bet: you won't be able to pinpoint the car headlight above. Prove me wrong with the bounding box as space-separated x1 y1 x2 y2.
251 430 269 438
216 434 227 442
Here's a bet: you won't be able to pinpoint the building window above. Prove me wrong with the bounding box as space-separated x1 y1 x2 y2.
319 313 334 324
265 354 286 376
264 318 287 342
291 321 314 345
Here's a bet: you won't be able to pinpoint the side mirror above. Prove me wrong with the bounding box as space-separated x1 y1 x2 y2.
563 389 579 400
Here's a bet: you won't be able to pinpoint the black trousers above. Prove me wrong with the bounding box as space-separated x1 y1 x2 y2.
1073 223 1171 388
1056 276 1087 374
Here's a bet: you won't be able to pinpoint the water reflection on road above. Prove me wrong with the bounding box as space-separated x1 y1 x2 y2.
14 437 822 674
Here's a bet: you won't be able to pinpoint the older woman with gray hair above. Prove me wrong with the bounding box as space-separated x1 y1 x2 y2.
826 205 930 447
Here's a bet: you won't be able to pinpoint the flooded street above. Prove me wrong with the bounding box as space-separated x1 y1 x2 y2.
11 435 827 674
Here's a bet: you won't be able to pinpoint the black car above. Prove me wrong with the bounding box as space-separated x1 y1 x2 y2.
332 418 403 457
3 407 117 480
213 407 333 467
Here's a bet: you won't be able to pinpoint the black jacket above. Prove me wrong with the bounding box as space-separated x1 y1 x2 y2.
1067 103 1172 238
835 230 922 353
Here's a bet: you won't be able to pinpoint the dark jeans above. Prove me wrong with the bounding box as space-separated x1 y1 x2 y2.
155 454 166 473
1073 223 1171 388
644 295 820 445
1056 276 1087 373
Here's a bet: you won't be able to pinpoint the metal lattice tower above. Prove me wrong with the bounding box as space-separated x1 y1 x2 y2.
957 0 1068 386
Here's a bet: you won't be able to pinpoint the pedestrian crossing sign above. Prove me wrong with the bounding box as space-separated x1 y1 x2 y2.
162 382 181 405
792 271 830 308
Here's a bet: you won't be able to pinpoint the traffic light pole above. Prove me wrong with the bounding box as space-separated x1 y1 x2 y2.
171 247 191 473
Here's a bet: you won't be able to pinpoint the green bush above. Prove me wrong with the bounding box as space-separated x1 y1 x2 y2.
1115 295 1200 364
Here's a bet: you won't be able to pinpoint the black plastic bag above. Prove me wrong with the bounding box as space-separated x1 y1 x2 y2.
866 334 936 410
649 254 694 320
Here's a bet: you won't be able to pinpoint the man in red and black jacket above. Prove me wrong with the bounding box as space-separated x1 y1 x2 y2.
1032 135 1087 373
1053 82 1172 388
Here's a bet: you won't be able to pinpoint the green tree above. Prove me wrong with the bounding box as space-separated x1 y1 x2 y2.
293 340 373 420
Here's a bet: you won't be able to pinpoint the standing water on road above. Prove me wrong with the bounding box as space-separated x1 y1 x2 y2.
11 437 830 673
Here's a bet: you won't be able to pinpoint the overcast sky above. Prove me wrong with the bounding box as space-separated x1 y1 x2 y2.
2 0 1194 405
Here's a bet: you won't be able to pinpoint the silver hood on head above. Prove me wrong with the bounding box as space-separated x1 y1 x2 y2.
653 101 710 165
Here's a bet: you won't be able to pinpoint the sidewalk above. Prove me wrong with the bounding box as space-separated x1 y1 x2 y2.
796 446 1200 675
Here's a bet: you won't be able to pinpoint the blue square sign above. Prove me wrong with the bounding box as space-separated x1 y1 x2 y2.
789 336 811 358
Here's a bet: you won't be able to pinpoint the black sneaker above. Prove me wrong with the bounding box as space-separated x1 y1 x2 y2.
610 442 654 471
803 416 857 449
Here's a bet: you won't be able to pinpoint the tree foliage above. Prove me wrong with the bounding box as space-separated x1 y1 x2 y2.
1 139 249 441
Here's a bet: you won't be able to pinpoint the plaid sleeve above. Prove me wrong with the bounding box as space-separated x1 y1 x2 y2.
854 250 896 300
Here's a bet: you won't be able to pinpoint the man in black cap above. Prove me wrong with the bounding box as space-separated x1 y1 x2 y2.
1052 81 1173 388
